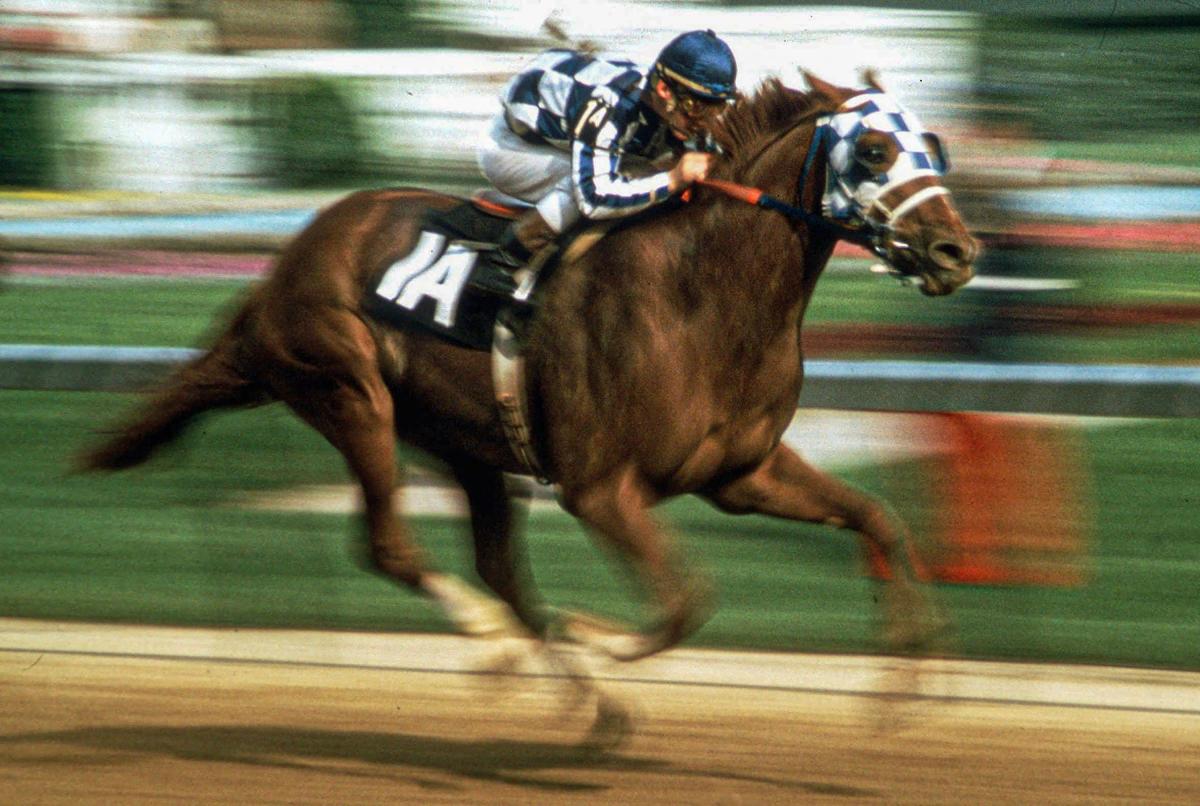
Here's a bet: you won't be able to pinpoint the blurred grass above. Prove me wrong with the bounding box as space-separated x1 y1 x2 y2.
0 389 1197 669
0 278 252 347
3 248 1198 363
976 21 1200 144
1048 133 1200 168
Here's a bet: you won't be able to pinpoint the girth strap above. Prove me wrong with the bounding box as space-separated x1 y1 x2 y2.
493 315 547 483
490 255 554 485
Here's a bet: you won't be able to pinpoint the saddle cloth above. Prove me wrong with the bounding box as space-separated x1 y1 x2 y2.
364 195 538 351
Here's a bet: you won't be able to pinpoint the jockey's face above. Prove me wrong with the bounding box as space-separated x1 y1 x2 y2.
653 79 725 141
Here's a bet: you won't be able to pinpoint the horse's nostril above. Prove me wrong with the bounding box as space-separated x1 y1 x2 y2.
930 239 969 270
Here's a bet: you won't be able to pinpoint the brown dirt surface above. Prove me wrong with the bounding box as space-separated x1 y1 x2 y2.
2 628 1199 805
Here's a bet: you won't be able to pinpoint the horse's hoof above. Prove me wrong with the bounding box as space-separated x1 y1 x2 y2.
581 693 634 754
883 583 953 656
552 609 644 658
872 658 924 735
553 575 716 662
424 573 529 639
474 637 528 676
613 575 716 661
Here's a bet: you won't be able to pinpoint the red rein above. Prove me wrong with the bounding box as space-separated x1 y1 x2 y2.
696 178 763 206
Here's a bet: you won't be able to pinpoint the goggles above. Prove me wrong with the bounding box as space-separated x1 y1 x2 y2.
669 83 729 120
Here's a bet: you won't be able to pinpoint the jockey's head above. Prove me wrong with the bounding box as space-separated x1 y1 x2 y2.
650 29 737 141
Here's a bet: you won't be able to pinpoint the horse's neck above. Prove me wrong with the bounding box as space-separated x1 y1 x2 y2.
704 122 829 322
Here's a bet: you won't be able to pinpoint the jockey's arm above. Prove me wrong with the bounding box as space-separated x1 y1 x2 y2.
569 89 716 221
570 139 674 220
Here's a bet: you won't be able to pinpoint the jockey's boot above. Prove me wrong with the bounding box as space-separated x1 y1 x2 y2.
502 208 558 266
471 210 558 302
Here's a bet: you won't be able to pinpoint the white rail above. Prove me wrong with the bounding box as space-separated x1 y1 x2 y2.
3 344 1197 417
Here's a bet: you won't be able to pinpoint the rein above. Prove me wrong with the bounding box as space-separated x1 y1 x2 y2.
697 177 876 250
696 113 879 251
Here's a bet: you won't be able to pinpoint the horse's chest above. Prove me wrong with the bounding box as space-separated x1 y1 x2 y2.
665 409 789 492
658 354 801 489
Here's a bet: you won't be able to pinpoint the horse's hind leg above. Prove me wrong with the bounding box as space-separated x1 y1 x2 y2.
705 444 945 653
270 316 517 638
282 364 425 582
290 384 527 638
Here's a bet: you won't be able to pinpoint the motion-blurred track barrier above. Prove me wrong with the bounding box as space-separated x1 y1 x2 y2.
0 345 198 393
799 360 1200 418
3 345 1197 417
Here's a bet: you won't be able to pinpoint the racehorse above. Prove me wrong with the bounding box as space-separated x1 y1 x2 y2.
80 73 975 686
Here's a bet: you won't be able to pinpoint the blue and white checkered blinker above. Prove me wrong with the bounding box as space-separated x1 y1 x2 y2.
817 91 949 225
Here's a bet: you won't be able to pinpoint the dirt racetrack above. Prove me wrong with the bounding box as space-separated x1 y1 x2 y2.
2 620 1198 804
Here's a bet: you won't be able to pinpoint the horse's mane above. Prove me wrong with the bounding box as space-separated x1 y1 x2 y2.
710 78 836 176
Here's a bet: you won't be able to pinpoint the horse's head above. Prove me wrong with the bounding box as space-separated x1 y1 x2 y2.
804 72 977 296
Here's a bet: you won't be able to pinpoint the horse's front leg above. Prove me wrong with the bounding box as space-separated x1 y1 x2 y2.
445 458 635 748
703 443 947 654
558 467 714 661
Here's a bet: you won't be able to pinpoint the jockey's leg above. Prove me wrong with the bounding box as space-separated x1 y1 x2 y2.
476 111 578 275
469 207 558 304
493 208 559 269
703 443 945 653
477 112 573 211
471 202 565 305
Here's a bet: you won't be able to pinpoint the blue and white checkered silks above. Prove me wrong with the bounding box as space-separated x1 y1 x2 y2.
494 49 675 224
503 49 645 147
815 90 950 225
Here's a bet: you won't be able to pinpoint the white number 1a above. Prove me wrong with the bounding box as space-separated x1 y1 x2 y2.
375 231 476 326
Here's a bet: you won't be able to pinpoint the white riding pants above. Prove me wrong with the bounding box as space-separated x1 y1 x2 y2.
476 113 580 234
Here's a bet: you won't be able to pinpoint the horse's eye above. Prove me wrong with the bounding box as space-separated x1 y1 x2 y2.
857 144 888 166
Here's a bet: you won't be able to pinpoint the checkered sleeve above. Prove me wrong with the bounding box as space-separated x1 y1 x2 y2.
570 99 672 220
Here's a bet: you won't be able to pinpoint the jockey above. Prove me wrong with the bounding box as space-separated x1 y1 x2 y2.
476 29 738 276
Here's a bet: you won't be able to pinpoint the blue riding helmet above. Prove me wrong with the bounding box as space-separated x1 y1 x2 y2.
654 29 737 101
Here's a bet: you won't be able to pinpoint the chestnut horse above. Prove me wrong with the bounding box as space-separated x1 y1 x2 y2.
81 74 975 669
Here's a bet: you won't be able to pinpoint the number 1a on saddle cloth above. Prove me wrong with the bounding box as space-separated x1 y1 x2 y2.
364 203 531 351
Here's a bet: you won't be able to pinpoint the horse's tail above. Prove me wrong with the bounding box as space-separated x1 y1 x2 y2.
77 310 267 472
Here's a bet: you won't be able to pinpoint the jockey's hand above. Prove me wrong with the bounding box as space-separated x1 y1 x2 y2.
668 152 714 192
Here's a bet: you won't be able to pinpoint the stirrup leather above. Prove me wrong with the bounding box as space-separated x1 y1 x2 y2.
490 251 554 484
492 268 545 483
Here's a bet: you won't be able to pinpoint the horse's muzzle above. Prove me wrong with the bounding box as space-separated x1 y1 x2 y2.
917 232 978 296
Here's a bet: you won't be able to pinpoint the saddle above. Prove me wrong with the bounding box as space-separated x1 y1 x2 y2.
364 190 551 351
364 190 569 481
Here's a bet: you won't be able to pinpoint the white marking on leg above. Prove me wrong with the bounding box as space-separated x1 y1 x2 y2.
422 572 524 638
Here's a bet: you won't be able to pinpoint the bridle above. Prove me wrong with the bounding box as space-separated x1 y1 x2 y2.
699 88 952 280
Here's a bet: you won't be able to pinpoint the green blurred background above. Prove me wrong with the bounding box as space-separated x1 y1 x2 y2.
1 1 1197 670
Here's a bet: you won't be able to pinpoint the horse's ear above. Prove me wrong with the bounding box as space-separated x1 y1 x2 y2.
802 71 842 105
861 68 887 92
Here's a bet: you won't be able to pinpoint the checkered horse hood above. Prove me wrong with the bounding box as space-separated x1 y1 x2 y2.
815 90 949 224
